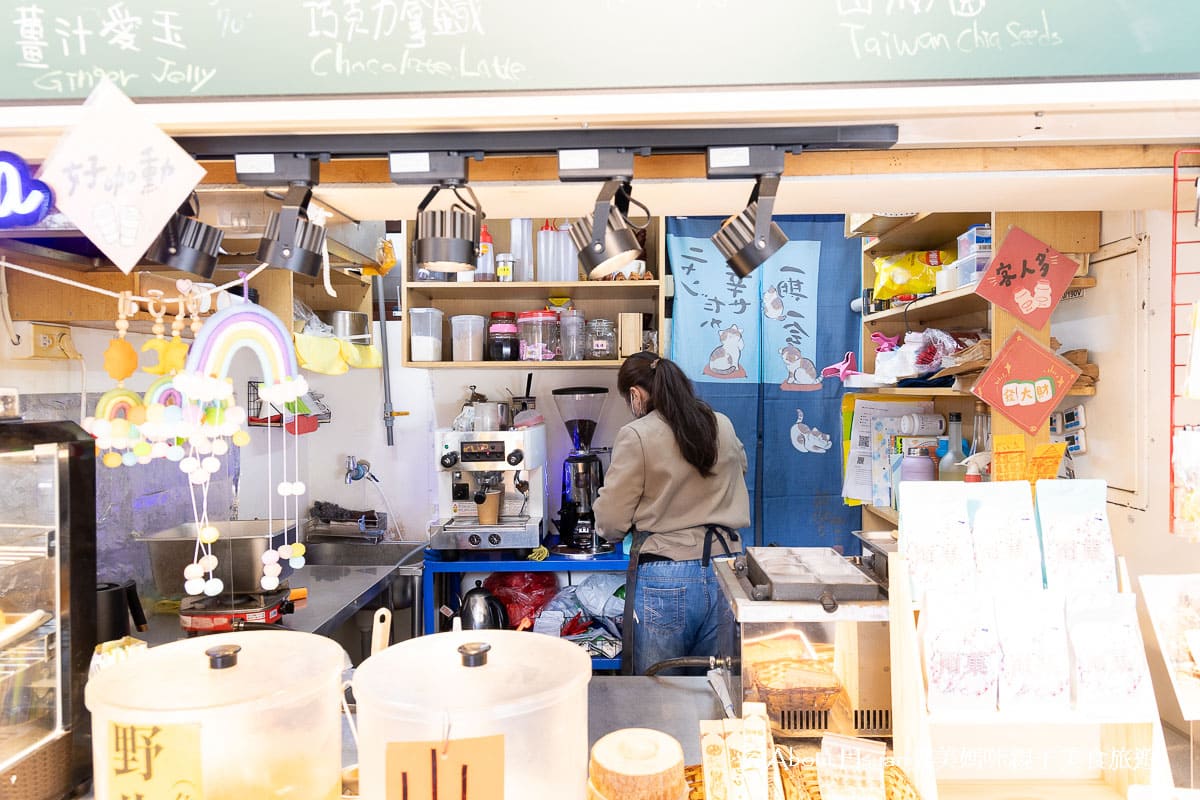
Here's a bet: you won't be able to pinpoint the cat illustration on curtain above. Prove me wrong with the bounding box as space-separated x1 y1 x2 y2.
778 344 822 392
790 409 833 454
702 324 748 379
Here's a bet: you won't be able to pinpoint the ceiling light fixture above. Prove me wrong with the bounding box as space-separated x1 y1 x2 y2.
707 145 793 278
234 153 328 277
389 151 483 273
560 149 651 279
143 194 224 279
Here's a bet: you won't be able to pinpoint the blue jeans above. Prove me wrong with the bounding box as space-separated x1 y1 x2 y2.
631 559 726 675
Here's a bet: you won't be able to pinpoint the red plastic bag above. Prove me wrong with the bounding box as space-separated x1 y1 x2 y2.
483 572 558 630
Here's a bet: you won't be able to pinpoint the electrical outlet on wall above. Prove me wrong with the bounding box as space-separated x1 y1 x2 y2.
6 322 75 359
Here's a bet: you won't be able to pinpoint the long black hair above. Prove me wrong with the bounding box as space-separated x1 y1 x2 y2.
618 351 719 477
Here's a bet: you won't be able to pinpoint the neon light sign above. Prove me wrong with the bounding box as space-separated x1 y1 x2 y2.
0 151 52 228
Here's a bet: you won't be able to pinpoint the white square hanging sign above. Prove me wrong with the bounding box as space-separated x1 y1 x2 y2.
38 79 205 274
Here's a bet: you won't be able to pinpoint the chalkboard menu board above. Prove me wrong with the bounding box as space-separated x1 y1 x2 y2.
2 0 1196 101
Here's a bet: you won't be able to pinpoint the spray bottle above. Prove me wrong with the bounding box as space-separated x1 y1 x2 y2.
961 452 992 483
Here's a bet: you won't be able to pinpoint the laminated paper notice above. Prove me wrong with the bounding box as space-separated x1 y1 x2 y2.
106 721 201 800
38 79 205 274
386 736 503 800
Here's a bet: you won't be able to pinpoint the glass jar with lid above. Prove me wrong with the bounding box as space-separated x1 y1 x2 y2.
559 309 587 361
487 322 520 361
586 318 616 360
518 311 559 361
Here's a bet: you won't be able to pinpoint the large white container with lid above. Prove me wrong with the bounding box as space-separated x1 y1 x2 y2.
353 628 591 799
86 630 348 800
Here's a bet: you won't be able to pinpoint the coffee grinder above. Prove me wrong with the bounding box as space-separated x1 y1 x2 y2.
552 386 613 558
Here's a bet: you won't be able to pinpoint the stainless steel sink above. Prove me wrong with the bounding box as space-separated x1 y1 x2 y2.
300 540 424 569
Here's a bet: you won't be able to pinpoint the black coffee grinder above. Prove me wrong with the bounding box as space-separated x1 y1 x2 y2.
552 386 613 558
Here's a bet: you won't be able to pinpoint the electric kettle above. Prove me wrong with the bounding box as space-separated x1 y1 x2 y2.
460 581 508 630
96 579 149 643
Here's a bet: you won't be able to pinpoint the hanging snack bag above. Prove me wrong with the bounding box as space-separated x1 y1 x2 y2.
872 250 954 300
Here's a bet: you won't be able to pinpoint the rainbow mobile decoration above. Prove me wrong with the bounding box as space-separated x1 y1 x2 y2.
174 298 309 596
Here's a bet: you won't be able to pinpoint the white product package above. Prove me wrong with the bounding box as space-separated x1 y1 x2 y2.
1036 479 1117 597
995 590 1071 711
1067 593 1153 712
968 481 1045 595
899 481 975 603
817 734 886 800
919 591 1000 713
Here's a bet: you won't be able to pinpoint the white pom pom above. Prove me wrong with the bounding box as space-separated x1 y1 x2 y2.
276 482 291 497
211 438 229 456
199 554 219 571
188 470 208 485
261 549 279 565
291 481 306 496
203 578 224 596
183 563 204 581
288 556 305 569
184 578 206 596
278 544 293 559
180 456 199 474
260 575 280 591
201 456 221 473
263 562 282 578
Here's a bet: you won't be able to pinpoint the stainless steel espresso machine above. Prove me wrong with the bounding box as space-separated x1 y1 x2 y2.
552 387 613 558
430 424 548 552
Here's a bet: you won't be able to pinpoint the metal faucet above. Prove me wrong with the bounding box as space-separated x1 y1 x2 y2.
346 456 372 484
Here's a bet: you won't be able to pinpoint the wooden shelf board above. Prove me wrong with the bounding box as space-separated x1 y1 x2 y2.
407 280 660 300
863 277 1098 325
861 384 1095 397
864 504 899 525
867 387 973 397
937 780 1123 800
402 360 620 369
864 212 991 256
863 284 987 324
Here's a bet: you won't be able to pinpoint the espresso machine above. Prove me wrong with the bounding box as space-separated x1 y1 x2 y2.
552 387 614 558
430 424 548 551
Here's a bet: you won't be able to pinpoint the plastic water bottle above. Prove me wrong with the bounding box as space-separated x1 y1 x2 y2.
938 412 967 481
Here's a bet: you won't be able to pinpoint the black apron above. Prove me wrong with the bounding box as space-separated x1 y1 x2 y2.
620 524 739 675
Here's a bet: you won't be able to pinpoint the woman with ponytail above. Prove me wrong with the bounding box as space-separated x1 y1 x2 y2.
594 351 750 675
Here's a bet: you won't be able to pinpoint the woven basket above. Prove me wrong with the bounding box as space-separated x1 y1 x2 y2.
749 659 844 714
785 763 921 800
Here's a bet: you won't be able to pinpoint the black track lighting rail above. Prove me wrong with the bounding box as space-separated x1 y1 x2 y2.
176 125 898 162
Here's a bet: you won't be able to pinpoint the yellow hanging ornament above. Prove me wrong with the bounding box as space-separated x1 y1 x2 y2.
103 291 138 383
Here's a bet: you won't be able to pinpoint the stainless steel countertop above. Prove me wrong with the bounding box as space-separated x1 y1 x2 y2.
142 564 411 645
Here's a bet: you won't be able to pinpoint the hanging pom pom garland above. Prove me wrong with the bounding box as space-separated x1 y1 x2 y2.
174 275 308 595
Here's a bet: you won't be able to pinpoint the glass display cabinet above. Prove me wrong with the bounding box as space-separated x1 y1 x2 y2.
0 421 96 799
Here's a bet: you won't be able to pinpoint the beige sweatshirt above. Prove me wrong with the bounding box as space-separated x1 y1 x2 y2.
593 409 751 561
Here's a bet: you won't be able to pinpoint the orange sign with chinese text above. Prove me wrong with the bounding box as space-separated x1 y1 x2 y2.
386 735 504 800
972 330 1080 435
975 226 1080 331
107 721 202 800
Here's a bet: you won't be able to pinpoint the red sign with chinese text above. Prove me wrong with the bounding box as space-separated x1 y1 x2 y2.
975 226 1079 331
972 330 1081 435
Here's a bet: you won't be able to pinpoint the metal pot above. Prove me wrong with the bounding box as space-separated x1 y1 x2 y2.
137 520 296 597
316 310 371 342
461 581 508 630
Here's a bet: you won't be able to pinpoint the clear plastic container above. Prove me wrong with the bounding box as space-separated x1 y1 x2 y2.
510 218 534 281
450 314 485 361
408 307 444 361
586 318 616 360
87 631 347 800
519 310 559 361
560 309 587 361
353 629 591 800
537 219 556 282
556 223 579 281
